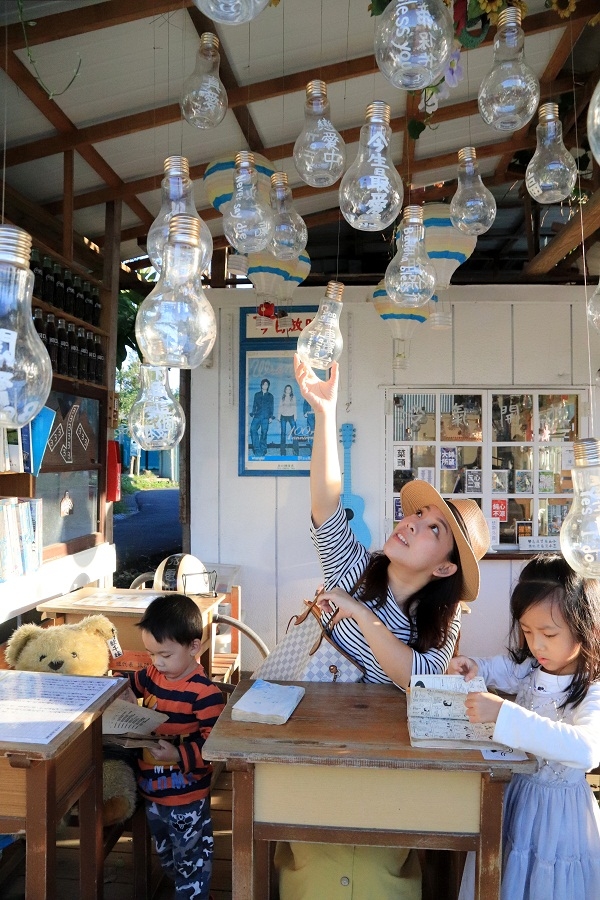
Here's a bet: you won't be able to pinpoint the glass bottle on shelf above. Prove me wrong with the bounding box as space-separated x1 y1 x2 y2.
57 317 69 376
83 281 93 323
46 312 58 372
86 331 96 380
67 322 79 378
73 276 85 319
63 268 74 315
94 334 104 384
77 326 88 380
53 263 64 309
33 307 47 348
30 248 43 297
92 286 102 326
42 255 55 304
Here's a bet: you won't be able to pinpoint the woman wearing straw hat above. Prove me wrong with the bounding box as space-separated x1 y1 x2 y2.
275 356 491 900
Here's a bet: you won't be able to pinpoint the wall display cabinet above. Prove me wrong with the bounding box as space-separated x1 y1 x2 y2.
384 387 589 548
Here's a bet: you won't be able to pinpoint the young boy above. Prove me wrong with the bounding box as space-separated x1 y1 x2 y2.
128 593 225 900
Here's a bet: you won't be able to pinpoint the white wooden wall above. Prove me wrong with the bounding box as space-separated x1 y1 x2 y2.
190 284 600 672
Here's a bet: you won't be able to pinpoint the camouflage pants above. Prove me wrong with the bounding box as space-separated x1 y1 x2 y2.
146 797 213 899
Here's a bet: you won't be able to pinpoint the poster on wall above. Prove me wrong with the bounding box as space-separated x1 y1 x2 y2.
239 306 319 476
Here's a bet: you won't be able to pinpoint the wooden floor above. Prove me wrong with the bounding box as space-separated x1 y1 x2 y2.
0 769 233 900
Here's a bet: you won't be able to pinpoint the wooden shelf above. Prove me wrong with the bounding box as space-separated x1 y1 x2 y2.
33 296 108 337
0 473 35 498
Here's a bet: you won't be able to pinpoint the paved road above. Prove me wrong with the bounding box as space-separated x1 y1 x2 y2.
113 489 182 569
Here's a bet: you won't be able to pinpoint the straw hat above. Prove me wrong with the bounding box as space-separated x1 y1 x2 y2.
400 480 490 602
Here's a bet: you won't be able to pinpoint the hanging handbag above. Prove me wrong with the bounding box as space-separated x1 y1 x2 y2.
252 592 365 683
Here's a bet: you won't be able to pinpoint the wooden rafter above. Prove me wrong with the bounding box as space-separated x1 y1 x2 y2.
523 188 600 275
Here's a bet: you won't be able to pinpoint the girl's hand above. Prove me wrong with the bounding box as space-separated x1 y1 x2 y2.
294 355 338 414
447 656 479 680
149 739 181 764
464 692 504 724
316 587 361 624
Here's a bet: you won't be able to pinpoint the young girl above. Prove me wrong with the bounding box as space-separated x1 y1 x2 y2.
278 383 297 455
449 554 600 900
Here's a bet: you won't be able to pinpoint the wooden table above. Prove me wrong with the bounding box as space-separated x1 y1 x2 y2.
203 681 536 900
0 671 125 900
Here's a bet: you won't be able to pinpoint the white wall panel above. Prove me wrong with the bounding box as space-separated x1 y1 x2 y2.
514 302 571 384
454 302 512 384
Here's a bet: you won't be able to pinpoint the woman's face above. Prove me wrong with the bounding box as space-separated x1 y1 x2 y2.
384 504 457 580
284 385 292 397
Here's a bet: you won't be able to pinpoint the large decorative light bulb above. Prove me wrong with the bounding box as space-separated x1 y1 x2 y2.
296 281 344 370
339 102 403 232
374 0 454 90
587 281 600 333
525 103 577 204
268 173 308 261
192 0 269 25
136 215 217 369
293 80 346 188
129 364 185 451
560 438 600 577
222 151 275 253
385 206 436 308
180 32 227 129
0 225 52 427
589 77 600 165
449 147 497 235
147 156 213 274
478 7 540 132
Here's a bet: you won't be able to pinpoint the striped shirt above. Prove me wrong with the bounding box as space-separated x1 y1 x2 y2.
128 663 224 806
311 503 461 685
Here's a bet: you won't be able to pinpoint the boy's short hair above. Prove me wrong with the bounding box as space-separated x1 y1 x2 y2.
136 593 203 645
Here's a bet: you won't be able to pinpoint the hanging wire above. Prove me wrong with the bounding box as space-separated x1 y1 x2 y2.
2 6 8 225
180 0 186 157
335 0 352 283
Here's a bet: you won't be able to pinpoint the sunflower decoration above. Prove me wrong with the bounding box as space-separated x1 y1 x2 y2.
549 0 577 18
478 0 505 13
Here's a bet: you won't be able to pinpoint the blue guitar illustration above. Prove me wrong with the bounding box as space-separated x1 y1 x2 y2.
339 423 371 548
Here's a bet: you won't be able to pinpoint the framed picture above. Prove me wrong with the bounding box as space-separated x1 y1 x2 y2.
465 469 482 493
239 306 318 476
515 469 533 493
492 469 509 493
516 520 533 541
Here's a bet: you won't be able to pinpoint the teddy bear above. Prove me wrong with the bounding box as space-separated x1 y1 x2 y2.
5 614 138 827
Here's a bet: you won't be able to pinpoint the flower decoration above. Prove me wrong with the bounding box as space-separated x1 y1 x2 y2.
550 0 577 17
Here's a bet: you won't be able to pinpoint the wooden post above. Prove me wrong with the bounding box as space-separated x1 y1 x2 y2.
180 369 191 552
102 200 122 547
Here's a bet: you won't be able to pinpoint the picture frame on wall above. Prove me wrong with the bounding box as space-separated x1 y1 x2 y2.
238 306 318 476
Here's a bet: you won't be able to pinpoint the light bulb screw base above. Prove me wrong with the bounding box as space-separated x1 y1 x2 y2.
0 224 32 268
271 172 288 188
306 80 327 99
325 281 344 302
168 214 201 247
458 147 477 162
164 156 190 178
402 205 424 224
235 151 255 169
573 438 600 467
200 32 219 51
497 7 521 28
366 101 391 125
538 102 559 123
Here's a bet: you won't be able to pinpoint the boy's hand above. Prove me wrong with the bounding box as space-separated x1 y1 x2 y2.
464 691 504 724
447 656 479 680
148 739 180 764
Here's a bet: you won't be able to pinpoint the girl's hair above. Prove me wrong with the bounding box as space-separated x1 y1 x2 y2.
508 554 600 708
282 384 293 398
136 593 203 645
351 540 463 653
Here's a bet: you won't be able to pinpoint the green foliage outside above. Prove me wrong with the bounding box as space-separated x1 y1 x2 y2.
121 473 178 493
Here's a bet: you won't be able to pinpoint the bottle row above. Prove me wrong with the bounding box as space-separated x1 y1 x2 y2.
33 309 105 385
30 248 102 326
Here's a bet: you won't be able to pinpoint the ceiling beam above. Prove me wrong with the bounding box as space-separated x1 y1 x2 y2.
523 189 600 275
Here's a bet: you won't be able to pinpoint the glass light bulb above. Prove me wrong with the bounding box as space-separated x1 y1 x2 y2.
296 281 344 370
339 101 403 232
449 147 497 235
268 173 308 260
589 77 600 166
180 32 227 129
587 282 600 332
478 7 540 133
129 364 185 451
136 215 217 369
0 226 52 428
193 0 269 24
147 156 213 274
222 151 275 253
385 205 436 308
525 103 577 204
374 0 454 90
560 438 600 577
293 80 346 188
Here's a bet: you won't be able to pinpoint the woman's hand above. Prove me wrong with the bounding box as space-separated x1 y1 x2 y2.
316 587 362 624
148 739 181 764
447 655 479 680
294 354 338 415
464 692 504 724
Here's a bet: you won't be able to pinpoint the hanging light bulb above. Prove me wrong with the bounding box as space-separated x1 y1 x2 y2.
449 148 497 235
222 151 275 254
587 281 600 333
147 156 213 274
268 173 308 261
560 438 600 577
136 214 217 369
385 206 436 308
372 281 429 380
129 364 186 451
589 77 600 166
296 281 344 370
478 8 540 133
374 0 454 90
193 0 269 25
180 32 227 129
0 225 52 427
293 80 346 188
525 103 577 204
339 102 403 232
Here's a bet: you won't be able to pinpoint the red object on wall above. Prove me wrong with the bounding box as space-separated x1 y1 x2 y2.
107 440 121 502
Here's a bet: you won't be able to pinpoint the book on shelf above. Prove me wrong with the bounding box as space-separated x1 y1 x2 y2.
21 406 56 477
0 497 43 581
231 679 305 725
407 674 511 751
5 429 23 473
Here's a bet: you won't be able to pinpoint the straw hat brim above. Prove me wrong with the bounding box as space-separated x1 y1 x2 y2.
399 480 482 603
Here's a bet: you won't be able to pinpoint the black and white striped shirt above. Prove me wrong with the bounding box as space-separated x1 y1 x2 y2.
311 503 461 685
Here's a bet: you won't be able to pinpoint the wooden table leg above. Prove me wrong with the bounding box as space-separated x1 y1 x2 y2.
475 772 507 900
232 764 270 900
26 759 56 900
78 719 104 900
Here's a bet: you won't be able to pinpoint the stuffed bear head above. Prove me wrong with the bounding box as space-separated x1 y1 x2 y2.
5 614 116 676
